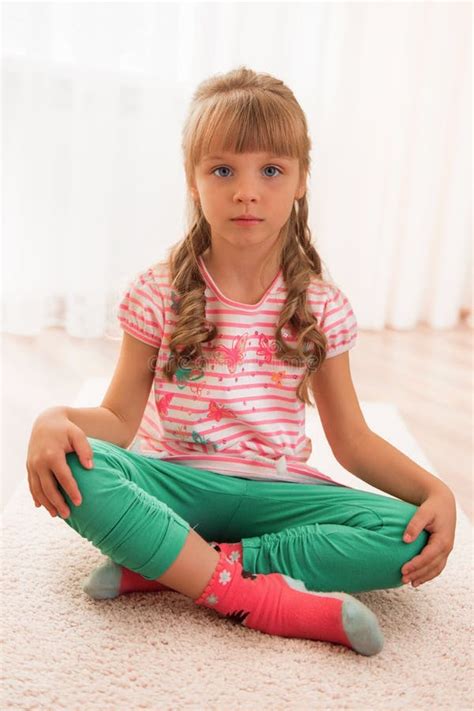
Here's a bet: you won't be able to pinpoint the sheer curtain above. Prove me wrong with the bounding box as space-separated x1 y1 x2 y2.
2 1 472 338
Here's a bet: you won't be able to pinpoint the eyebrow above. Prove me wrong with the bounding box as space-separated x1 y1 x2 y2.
201 154 293 163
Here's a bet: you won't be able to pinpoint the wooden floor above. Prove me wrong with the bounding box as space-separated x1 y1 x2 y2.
3 324 473 523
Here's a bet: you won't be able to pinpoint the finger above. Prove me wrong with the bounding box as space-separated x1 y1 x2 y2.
50 458 83 507
401 539 444 576
406 557 446 584
402 549 443 577
403 558 446 583
402 557 437 578
30 471 59 518
26 463 41 509
38 467 72 519
68 426 94 469
412 564 444 587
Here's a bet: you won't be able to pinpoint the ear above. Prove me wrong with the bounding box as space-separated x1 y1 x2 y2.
295 185 306 200
295 178 306 201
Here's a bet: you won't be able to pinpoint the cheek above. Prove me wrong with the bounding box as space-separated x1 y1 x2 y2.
273 200 296 221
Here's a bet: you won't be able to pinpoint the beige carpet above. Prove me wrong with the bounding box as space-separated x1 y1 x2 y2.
1 379 473 710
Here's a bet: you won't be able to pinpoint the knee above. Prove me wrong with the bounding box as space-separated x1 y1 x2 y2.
58 444 124 537
391 501 430 586
400 526 430 560
388 529 430 589
65 438 118 483
64 445 102 494
398 501 430 554
60 442 120 512
65 449 91 483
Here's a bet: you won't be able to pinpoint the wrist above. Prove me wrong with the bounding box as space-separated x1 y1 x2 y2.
35 406 69 426
420 480 454 503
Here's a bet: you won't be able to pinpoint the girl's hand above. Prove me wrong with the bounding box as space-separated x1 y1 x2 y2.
401 486 457 588
26 408 94 519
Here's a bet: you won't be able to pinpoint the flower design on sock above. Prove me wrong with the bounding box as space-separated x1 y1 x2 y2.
219 569 232 585
205 593 219 605
208 541 241 564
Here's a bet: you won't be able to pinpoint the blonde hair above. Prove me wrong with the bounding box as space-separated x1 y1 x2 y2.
156 65 334 407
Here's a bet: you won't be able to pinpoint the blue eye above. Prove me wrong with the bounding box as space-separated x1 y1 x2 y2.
212 165 282 178
212 166 231 178
263 166 282 177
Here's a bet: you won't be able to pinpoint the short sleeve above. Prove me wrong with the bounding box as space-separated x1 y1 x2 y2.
117 268 164 348
319 284 358 358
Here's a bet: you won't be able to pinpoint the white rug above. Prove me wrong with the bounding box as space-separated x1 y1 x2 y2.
1 378 473 710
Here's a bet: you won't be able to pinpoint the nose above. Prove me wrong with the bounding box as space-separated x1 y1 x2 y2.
232 177 261 204
233 187 259 204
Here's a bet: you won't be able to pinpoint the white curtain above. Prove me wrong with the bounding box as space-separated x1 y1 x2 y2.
2 1 472 338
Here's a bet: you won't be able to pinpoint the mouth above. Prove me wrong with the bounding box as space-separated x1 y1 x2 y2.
231 218 264 224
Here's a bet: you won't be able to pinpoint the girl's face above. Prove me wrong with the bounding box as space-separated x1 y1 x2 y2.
191 151 306 250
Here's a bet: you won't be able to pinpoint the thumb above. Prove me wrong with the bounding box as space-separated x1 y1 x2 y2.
403 511 425 542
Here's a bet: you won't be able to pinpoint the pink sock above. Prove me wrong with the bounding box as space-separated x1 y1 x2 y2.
82 558 173 599
194 548 384 656
119 541 242 594
208 541 243 562
120 541 242 594
83 542 243 599
119 567 172 595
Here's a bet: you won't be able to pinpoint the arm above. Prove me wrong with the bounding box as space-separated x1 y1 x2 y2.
335 430 450 506
311 351 451 506
39 331 158 450
36 405 130 448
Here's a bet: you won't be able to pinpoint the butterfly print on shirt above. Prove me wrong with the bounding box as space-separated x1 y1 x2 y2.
256 333 278 364
157 392 174 416
175 365 205 388
210 333 248 374
191 429 219 451
270 371 285 386
206 400 235 422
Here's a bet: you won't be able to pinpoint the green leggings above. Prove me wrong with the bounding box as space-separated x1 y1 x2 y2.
58 437 428 593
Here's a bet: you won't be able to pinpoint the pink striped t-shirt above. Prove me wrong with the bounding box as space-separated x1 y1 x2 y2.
117 255 358 488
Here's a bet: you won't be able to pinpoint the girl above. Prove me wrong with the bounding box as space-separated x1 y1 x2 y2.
27 66 456 657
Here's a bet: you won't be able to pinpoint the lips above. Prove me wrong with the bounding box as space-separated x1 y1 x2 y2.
232 216 263 221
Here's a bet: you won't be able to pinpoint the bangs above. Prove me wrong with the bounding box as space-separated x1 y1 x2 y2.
191 92 303 166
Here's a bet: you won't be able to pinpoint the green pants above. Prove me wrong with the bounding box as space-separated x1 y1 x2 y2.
58 437 428 593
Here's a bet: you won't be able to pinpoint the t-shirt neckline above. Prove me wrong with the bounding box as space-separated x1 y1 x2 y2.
197 255 283 310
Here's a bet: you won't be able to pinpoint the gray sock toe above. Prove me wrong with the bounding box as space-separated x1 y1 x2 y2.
82 559 122 600
342 598 384 656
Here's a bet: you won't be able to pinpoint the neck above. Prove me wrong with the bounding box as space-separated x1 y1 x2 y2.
201 240 282 292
